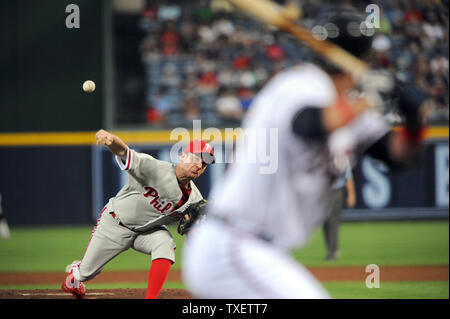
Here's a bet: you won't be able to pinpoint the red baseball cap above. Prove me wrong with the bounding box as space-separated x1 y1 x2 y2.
184 140 215 164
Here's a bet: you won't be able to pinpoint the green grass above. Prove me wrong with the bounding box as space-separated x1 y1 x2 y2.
324 281 449 299
294 221 449 267
0 221 447 272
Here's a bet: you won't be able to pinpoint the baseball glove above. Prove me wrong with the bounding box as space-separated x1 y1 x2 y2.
177 199 207 235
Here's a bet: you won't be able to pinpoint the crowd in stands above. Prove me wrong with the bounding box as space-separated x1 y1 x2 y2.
136 0 449 127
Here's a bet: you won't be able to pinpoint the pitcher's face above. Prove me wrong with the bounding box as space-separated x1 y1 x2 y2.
179 152 207 179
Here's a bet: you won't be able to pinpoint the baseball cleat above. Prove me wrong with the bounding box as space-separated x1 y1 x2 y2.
62 261 86 299
325 251 340 261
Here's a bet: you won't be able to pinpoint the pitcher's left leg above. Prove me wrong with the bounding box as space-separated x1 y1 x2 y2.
133 226 176 299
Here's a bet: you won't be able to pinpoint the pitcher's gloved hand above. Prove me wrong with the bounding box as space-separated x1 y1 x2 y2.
177 199 208 235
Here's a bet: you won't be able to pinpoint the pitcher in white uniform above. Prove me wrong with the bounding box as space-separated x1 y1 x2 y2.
182 7 429 299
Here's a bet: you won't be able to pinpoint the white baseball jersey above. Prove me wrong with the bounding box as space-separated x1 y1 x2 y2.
208 63 389 251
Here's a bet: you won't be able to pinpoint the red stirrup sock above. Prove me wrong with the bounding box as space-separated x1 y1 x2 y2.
145 258 172 299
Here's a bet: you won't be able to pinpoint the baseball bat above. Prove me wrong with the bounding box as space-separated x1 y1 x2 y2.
227 0 369 80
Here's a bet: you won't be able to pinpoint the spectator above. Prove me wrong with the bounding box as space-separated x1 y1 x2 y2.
374 50 393 69
415 54 431 80
157 1 181 22
372 33 392 53
212 14 235 38
217 67 236 88
135 0 449 126
179 17 197 53
161 62 181 88
384 1 405 29
237 87 255 112
203 41 222 60
430 76 448 108
193 2 215 23
253 66 270 87
238 70 256 88
430 53 449 77
197 23 216 43
146 106 160 124
404 3 424 24
183 93 202 122
422 14 445 45
265 42 285 61
140 35 160 62
232 54 251 70
148 87 174 124
215 87 243 121
197 60 218 95
183 63 199 92
139 1 159 32
159 20 180 55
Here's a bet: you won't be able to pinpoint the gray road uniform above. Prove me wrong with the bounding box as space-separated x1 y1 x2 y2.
74 148 203 282
322 165 353 260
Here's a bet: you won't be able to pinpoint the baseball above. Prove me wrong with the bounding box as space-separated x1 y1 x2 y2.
82 80 96 93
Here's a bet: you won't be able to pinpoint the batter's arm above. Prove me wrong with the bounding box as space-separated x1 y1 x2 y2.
321 97 372 134
95 129 128 160
292 97 371 139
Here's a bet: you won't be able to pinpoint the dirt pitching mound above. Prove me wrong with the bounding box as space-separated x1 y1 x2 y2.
0 288 191 299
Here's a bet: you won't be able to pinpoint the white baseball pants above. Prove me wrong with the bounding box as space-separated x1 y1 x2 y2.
182 219 331 299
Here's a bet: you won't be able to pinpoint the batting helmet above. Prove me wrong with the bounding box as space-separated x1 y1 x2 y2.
311 6 375 72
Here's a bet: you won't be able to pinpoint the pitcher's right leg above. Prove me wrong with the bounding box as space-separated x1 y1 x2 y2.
62 206 135 298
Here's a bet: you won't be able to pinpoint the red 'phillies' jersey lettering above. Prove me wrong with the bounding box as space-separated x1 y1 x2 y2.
143 186 173 214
